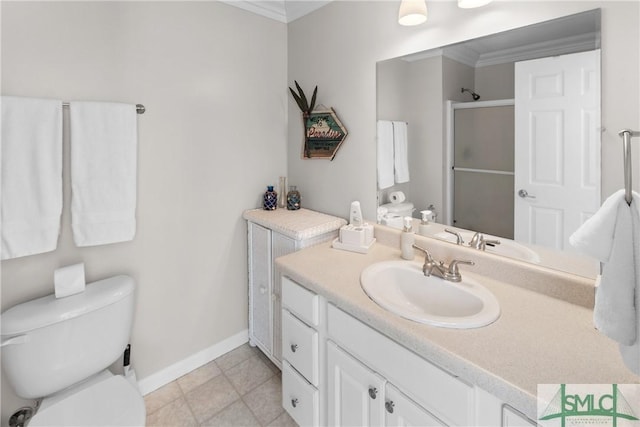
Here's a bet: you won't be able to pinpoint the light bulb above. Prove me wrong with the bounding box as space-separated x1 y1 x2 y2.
398 0 428 26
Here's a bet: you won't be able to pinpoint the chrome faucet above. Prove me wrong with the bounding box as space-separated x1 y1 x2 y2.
412 244 474 282
468 232 501 251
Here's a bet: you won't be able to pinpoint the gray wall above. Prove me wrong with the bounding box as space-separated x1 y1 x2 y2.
377 55 474 221
475 62 516 100
0 2 286 422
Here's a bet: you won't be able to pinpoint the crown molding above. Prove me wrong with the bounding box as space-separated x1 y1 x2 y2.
220 0 331 24
401 31 599 68
474 32 599 67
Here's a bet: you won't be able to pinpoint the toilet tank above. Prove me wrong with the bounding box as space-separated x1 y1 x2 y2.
1 275 135 399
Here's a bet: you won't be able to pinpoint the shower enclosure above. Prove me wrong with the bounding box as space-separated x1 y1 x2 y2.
445 100 515 239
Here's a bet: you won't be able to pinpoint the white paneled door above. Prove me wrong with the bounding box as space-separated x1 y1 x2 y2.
514 50 601 250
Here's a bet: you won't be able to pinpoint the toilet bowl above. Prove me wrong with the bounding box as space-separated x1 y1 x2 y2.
29 370 145 426
0 275 146 426
379 202 415 229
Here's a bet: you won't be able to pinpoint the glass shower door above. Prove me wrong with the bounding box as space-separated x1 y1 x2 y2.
453 105 514 239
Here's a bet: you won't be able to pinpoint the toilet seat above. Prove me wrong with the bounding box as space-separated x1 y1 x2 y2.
29 373 145 426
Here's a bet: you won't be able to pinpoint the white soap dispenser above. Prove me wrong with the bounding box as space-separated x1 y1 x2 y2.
401 217 415 260
418 210 432 236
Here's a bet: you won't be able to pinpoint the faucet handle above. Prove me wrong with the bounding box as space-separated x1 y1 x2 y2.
482 239 501 250
412 244 433 261
469 232 484 249
444 259 475 282
444 229 464 245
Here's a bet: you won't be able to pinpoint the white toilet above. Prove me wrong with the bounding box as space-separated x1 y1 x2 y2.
0 275 146 426
379 201 415 229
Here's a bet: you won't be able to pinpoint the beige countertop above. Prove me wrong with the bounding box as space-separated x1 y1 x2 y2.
243 208 346 241
275 227 639 419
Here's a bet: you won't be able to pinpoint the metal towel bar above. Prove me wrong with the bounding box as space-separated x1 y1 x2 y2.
62 102 145 114
619 129 640 205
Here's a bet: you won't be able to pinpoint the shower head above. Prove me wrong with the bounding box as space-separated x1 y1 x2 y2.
461 88 481 101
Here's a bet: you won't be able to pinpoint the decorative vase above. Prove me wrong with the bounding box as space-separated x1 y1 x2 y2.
278 176 287 208
263 186 278 210
287 186 301 210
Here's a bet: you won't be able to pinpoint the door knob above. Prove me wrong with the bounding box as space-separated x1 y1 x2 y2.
518 189 536 199
385 400 395 414
368 387 378 399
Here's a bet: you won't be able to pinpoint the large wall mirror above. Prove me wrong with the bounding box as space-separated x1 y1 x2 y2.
376 9 601 278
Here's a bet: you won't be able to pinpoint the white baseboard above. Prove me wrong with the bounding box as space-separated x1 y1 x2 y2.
137 329 248 396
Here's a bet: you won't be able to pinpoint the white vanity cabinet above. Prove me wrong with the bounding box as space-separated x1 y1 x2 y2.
326 340 385 426
385 383 446 427
327 303 473 426
281 277 323 426
502 406 537 427
326 340 444 426
244 208 345 367
280 275 539 427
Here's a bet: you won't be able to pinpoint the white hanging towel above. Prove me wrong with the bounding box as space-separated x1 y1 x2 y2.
569 189 640 373
377 120 394 190
620 193 640 375
69 101 138 247
392 121 410 183
1 96 63 260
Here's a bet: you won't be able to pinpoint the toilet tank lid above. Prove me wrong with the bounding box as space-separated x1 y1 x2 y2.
1 275 135 336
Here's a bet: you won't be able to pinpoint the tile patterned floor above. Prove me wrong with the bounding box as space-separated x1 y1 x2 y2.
144 344 298 427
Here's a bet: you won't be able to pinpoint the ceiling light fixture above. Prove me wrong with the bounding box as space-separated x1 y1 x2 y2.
398 0 428 26
457 0 492 8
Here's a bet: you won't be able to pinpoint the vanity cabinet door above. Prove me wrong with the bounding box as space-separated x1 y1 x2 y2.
327 341 385 427
502 405 536 427
385 383 446 427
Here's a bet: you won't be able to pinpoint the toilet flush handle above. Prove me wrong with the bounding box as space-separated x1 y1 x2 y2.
0 334 29 347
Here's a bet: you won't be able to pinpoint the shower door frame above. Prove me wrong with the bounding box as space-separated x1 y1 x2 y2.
444 99 515 226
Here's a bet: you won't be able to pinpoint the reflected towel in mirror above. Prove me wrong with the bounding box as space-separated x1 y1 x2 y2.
377 120 394 189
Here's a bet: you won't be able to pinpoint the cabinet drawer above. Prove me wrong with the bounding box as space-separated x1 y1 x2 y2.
282 309 319 386
282 277 319 326
282 361 319 427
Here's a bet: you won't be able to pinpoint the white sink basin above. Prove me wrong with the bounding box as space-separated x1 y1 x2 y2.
433 231 541 263
360 260 500 328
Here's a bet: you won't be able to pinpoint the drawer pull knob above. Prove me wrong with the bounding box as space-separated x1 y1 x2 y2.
291 398 299 408
259 286 267 294
291 343 298 353
385 400 395 414
368 387 378 399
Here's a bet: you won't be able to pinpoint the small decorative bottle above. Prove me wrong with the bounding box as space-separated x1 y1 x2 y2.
400 217 415 260
263 186 278 210
286 186 301 210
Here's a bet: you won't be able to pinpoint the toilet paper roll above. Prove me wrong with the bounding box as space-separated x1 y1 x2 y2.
389 191 406 204
54 262 86 298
